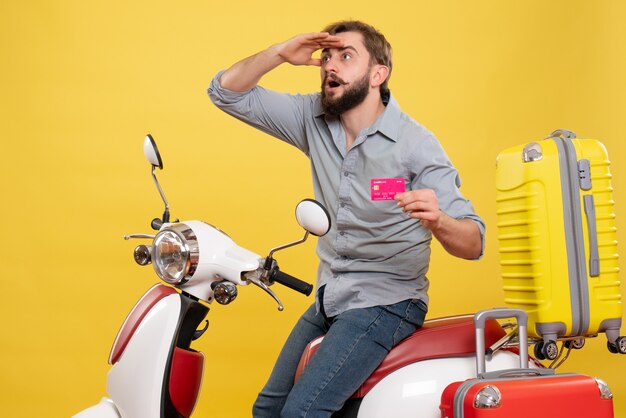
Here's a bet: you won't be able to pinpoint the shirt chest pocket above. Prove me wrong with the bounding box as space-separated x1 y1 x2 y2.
349 176 409 224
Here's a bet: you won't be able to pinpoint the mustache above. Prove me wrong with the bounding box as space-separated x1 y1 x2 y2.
325 73 347 85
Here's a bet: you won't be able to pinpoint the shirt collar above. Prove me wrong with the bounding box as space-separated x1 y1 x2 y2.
314 92 401 142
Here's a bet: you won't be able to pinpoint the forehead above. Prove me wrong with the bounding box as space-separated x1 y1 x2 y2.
326 31 368 56
334 31 365 46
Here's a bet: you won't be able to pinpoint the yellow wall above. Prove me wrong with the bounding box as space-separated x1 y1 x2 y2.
1 1 625 416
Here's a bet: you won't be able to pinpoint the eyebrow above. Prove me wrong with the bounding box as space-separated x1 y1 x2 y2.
321 45 359 55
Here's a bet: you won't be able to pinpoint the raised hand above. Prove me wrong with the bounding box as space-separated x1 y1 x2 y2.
276 32 345 66
219 32 344 92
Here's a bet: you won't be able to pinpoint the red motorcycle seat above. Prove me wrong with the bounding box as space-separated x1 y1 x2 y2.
294 314 506 399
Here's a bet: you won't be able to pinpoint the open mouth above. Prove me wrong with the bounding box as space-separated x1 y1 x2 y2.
324 74 346 91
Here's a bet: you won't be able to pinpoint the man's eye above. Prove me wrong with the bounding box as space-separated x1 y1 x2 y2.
322 56 330 63
342 53 352 60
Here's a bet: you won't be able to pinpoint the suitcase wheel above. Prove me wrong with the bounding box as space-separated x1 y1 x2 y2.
534 340 558 360
563 338 585 350
607 336 626 354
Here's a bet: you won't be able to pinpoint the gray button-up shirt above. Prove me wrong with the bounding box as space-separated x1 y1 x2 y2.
209 72 485 317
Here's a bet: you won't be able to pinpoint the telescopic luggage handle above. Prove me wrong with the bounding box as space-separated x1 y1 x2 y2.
523 129 577 162
548 129 576 140
474 308 529 376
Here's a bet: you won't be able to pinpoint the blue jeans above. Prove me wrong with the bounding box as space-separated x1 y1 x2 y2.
252 295 427 418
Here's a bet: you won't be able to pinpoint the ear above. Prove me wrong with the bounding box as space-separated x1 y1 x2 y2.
370 64 390 88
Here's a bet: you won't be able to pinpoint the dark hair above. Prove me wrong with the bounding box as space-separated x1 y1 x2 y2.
322 20 392 96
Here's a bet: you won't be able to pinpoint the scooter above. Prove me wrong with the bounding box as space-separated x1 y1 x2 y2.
74 135 610 418
74 134 329 418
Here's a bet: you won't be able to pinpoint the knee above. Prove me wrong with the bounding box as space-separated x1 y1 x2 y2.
280 400 303 418
282 391 322 418
253 393 285 418
281 394 329 418
251 401 262 418
251 399 261 418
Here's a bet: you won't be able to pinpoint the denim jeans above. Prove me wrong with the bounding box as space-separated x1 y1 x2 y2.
251 294 427 418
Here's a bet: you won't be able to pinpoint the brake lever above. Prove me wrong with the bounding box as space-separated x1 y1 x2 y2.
246 272 284 311
124 234 156 240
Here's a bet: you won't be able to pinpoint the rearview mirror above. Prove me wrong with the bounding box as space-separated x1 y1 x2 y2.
295 199 331 237
143 134 163 169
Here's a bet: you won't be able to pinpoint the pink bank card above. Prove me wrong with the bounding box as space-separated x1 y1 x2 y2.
370 178 406 201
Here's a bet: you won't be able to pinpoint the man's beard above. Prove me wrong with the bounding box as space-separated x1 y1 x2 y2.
321 72 370 116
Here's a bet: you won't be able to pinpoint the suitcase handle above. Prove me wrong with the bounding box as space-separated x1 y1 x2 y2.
479 367 555 380
474 308 529 377
548 129 577 140
583 195 600 277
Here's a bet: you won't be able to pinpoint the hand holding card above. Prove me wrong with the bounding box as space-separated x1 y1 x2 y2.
394 189 441 230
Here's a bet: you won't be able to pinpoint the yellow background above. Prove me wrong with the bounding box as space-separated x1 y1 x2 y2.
1 1 625 417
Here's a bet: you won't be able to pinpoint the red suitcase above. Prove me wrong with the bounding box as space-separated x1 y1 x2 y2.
440 308 615 418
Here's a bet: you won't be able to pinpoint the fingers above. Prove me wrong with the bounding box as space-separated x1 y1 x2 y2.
298 32 344 51
278 32 344 67
302 32 344 44
395 189 438 210
395 189 440 221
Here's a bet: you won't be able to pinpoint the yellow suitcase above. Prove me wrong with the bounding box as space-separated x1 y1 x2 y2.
496 129 625 359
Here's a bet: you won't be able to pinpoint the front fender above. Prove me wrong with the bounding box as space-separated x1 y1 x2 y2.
72 398 120 418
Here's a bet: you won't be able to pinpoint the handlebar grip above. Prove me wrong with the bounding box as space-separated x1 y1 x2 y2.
270 269 313 296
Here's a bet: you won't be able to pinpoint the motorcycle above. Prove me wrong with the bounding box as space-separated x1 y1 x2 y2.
74 134 329 418
74 135 610 418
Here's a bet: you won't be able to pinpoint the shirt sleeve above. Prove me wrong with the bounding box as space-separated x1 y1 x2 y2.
409 132 486 259
207 70 311 155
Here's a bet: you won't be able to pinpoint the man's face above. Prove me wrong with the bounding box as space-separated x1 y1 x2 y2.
320 31 373 115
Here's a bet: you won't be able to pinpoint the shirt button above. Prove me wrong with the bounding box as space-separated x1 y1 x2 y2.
339 231 345 236
343 171 349 177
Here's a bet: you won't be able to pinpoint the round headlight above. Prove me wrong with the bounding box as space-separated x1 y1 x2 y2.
152 224 198 284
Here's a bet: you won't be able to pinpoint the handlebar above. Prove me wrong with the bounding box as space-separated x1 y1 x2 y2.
269 269 313 296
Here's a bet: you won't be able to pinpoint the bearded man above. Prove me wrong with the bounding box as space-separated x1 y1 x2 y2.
209 20 484 418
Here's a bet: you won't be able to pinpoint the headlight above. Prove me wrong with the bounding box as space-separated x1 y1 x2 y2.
152 223 199 284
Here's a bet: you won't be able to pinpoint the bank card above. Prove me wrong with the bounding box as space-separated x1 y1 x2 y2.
370 178 405 201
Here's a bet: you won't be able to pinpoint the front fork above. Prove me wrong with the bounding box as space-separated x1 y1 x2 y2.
162 292 210 418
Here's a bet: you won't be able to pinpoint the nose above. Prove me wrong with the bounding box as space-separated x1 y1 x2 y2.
322 55 338 73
